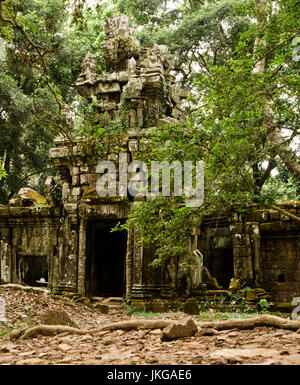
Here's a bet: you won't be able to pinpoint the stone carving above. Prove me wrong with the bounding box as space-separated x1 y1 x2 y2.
76 14 186 128
76 52 97 94
101 15 140 71
16 188 47 207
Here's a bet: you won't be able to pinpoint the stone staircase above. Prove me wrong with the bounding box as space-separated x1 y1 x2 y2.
91 297 124 312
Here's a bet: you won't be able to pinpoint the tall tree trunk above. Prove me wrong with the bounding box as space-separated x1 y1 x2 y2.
254 0 300 180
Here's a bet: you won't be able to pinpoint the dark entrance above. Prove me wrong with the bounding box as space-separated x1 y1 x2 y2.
86 220 127 297
16 254 48 286
201 236 234 289
210 247 234 289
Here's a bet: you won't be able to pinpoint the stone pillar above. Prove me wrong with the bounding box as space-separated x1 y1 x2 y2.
56 205 78 292
0 224 11 284
133 230 143 285
11 227 20 284
231 223 254 285
77 216 87 296
125 227 134 299
248 222 263 287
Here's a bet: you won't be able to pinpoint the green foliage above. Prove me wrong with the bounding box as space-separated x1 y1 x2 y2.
112 0 172 26
123 0 300 270
132 311 163 318
49 176 62 204
243 286 251 295
75 98 129 161
0 161 7 181
258 298 271 314
0 65 59 202
120 196 200 266
122 299 138 314
0 0 109 202
136 0 251 86
261 164 300 203
218 294 226 305
229 291 247 312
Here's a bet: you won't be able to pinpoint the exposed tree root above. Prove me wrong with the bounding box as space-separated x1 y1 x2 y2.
14 320 174 340
11 315 300 340
12 325 86 340
95 319 173 333
197 315 300 331
0 284 49 295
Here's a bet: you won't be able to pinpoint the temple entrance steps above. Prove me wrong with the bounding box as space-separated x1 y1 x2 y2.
91 296 124 312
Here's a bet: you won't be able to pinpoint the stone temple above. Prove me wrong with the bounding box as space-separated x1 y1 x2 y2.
0 15 299 312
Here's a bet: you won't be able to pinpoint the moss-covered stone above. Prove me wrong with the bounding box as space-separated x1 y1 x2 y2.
40 310 78 328
229 278 241 291
18 188 47 206
183 298 200 315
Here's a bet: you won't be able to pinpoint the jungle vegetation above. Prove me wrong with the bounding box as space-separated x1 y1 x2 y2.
0 0 299 264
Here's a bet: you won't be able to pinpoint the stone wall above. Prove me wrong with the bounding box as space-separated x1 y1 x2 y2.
198 203 300 303
0 207 60 288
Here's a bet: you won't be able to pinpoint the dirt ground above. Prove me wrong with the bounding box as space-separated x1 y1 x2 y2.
0 286 299 366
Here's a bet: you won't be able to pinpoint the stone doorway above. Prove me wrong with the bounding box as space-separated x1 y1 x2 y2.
86 220 127 297
210 247 234 289
16 254 48 286
200 235 234 289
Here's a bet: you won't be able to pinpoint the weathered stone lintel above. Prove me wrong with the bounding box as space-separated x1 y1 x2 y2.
0 206 61 219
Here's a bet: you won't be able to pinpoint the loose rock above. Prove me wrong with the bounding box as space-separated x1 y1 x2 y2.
196 328 219 337
40 310 78 328
161 319 198 341
183 298 200 315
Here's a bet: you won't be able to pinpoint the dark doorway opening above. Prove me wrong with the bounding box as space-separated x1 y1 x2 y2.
16 254 48 286
210 248 234 289
278 273 285 283
86 220 127 297
205 244 234 289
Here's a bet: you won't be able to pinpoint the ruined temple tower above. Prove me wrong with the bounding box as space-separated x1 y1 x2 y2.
0 16 299 310
47 14 187 299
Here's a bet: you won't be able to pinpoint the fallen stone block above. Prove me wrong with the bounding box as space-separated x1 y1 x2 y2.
183 298 200 315
18 187 47 206
161 318 198 341
40 309 78 328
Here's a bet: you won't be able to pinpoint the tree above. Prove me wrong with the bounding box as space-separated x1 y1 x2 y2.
0 0 69 202
116 0 251 87
252 0 300 179
121 0 300 266
0 0 108 202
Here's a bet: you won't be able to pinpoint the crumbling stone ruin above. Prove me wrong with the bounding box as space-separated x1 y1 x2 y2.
196 205 300 308
0 15 299 313
76 15 185 129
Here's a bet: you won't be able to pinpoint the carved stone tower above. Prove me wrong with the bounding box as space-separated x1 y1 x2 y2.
47 15 187 300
